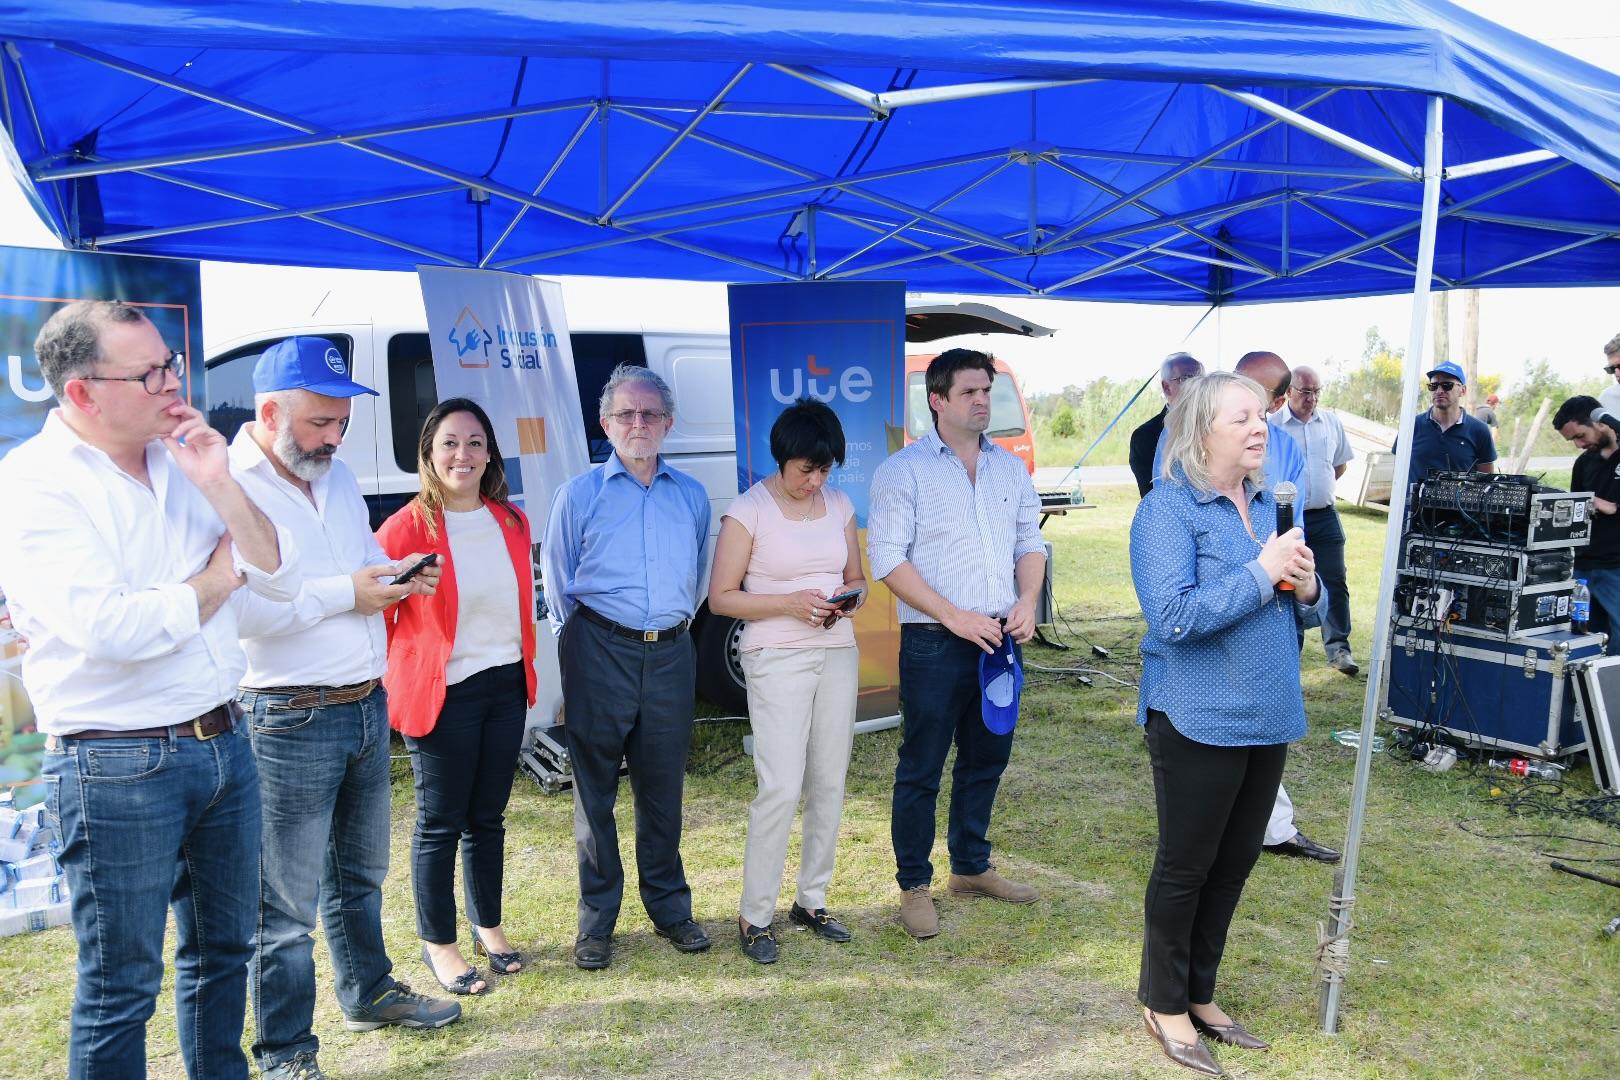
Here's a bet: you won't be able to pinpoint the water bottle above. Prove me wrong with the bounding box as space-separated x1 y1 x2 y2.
1572 578 1591 633
1487 758 1565 780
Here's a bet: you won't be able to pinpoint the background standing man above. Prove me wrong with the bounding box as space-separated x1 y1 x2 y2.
1599 334 1620 418
1554 395 1620 655
1403 360 1496 488
0 301 294 1080
1129 352 1204 497
869 349 1046 940
231 337 456 1080
544 364 712 970
1273 364 1357 675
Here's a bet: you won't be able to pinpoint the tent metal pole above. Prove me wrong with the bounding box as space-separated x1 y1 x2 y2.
1459 234 1608 284
1209 86 1416 178
1445 149 1557 180
601 64 750 220
1318 94 1443 1035
480 105 598 268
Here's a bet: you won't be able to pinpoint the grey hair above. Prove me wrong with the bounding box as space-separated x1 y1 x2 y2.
253 389 302 417
597 363 674 420
34 300 148 399
1605 333 1620 358
1160 351 1201 382
1159 370 1269 491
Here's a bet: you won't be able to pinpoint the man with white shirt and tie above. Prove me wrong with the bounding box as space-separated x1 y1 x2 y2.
231 337 457 1080
0 300 295 1080
868 348 1046 939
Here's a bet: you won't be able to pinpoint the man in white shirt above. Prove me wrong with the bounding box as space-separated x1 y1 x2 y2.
0 301 295 1080
1601 334 1620 419
230 337 455 1080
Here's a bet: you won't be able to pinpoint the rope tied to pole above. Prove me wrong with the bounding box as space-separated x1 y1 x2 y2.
1314 890 1356 984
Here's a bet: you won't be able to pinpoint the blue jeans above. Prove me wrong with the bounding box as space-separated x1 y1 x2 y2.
44 722 260 1080
892 626 1016 890
1580 566 1620 656
237 685 394 1070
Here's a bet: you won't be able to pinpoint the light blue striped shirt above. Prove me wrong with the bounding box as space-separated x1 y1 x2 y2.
867 430 1043 623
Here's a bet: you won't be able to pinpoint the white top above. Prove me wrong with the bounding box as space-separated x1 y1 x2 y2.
721 482 856 652
1272 405 1353 511
868 430 1043 623
444 505 522 686
229 427 389 687
0 411 299 734
1600 383 1620 419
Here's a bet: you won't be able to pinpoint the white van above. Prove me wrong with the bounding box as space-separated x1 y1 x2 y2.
204 290 1046 719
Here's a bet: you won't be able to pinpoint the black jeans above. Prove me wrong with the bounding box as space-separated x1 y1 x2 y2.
1139 710 1288 1013
558 611 696 937
403 662 527 944
1304 506 1351 658
892 625 1016 890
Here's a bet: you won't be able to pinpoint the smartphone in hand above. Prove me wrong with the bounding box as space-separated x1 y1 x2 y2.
393 552 439 586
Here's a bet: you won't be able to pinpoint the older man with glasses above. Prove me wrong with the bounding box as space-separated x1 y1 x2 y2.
1273 366 1356 676
543 363 712 970
0 301 296 1080
1402 360 1496 489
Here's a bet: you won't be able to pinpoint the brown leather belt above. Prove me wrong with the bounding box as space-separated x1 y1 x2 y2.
577 604 688 644
54 704 233 743
239 679 379 708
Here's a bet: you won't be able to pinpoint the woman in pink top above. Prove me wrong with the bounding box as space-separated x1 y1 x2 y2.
708 400 866 964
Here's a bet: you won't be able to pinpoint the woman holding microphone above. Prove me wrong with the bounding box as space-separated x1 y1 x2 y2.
378 398 537 996
1129 371 1323 1075
709 400 865 964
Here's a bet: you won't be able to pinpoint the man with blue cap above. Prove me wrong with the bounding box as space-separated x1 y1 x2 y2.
1403 359 1497 488
230 337 456 1079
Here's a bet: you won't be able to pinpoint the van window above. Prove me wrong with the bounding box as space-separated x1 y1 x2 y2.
206 336 354 444
386 333 437 474
571 333 647 464
904 370 1026 439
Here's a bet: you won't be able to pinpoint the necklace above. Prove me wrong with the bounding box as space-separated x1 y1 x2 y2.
770 477 815 521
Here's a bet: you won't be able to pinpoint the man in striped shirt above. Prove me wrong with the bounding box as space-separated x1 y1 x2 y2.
868 349 1046 939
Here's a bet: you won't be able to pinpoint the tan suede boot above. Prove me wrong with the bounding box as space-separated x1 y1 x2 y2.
899 886 940 938
946 867 1038 903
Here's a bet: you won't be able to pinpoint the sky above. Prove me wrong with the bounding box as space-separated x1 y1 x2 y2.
1 0 1616 397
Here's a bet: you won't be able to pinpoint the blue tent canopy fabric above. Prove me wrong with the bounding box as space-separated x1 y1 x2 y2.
1 0 1617 303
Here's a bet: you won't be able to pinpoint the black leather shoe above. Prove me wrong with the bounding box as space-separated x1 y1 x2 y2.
739 922 778 964
573 935 612 970
789 903 852 943
1264 830 1342 863
654 918 712 952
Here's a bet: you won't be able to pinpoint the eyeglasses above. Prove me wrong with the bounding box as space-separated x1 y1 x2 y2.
1605 363 1620 375
1427 380 1458 392
78 351 185 395
606 409 668 426
1291 387 1322 399
1166 373 1200 387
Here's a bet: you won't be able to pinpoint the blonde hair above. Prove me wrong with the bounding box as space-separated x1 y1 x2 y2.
1159 371 1270 491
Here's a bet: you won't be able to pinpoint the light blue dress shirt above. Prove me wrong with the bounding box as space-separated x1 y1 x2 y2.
1131 469 1325 746
1271 404 1352 510
542 452 711 634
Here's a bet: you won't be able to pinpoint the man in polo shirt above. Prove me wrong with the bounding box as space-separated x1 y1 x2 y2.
0 300 295 1080
1405 360 1496 488
1554 395 1620 655
231 337 457 1080
1273 364 1357 675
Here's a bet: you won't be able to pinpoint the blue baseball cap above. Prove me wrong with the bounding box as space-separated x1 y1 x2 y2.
1426 360 1466 385
253 336 378 397
979 635 1024 735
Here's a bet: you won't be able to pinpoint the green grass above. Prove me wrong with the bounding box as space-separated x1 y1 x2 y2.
3 488 1618 1078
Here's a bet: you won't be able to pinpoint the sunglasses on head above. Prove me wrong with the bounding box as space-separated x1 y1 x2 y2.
1428 380 1458 392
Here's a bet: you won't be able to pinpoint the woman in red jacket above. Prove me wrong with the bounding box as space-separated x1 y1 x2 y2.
378 397 537 997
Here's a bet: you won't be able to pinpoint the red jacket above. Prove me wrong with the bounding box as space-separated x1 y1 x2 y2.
375 499 538 737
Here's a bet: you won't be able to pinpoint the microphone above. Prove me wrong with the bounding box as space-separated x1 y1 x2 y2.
1274 481 1297 592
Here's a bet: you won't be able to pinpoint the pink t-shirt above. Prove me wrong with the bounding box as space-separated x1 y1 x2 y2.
722 481 857 652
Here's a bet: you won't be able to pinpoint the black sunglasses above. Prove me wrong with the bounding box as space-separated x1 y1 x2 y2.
1427 380 1458 392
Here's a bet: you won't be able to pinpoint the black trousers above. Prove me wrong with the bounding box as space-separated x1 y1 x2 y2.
559 611 696 937
404 661 527 944
1138 710 1288 1013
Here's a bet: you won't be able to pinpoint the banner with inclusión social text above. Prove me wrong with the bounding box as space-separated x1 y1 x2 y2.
0 245 204 809
416 267 590 729
728 281 905 722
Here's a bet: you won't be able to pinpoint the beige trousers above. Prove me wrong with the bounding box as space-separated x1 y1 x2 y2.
738 646 859 928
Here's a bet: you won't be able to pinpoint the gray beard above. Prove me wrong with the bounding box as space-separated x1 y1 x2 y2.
274 425 334 483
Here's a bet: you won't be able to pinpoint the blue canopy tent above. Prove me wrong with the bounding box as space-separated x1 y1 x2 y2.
3 0 1619 1032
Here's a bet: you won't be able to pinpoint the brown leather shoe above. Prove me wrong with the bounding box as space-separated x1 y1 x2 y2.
1144 1011 1224 1076
1191 1013 1270 1051
946 867 1038 903
899 886 940 939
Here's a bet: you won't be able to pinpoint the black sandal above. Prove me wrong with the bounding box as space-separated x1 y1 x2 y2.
420 945 487 995
469 921 523 975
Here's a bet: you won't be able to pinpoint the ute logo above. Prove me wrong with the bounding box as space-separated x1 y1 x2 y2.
5 354 52 403
769 353 873 405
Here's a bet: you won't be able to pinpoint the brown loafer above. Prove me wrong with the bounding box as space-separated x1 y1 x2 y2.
1143 1011 1223 1076
1191 1013 1270 1051
946 867 1038 903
